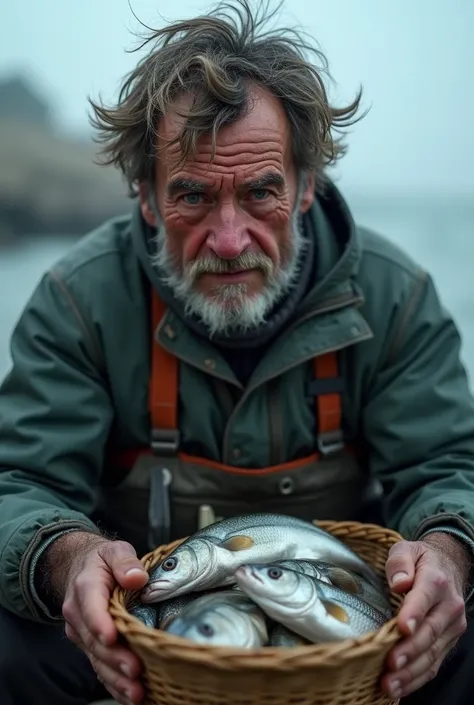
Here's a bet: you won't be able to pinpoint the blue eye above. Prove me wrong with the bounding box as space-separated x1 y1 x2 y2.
251 189 270 200
182 193 203 205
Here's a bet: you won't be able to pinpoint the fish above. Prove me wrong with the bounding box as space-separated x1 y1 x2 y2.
156 593 202 629
269 623 312 648
128 602 159 629
163 589 269 648
234 563 389 644
272 558 392 618
156 587 243 628
140 513 380 603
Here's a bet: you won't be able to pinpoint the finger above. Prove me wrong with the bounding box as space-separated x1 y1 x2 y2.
386 615 464 693
64 621 82 647
385 541 417 593
384 636 460 700
396 566 451 636
387 596 464 670
100 541 149 591
92 639 143 680
88 652 145 705
66 571 118 647
382 653 441 700
105 683 138 705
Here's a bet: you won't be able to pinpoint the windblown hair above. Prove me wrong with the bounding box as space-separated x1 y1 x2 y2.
89 0 365 196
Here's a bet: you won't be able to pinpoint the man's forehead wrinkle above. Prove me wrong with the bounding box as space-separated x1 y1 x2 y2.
167 155 285 184
165 142 284 165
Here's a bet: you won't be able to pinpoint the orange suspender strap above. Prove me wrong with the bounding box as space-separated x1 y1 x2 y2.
150 292 180 455
312 352 345 455
150 291 343 457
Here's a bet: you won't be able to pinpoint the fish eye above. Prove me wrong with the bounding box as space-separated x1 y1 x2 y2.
162 557 178 572
198 622 215 637
268 567 282 580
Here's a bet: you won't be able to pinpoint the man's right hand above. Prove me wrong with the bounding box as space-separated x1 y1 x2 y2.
42 531 149 705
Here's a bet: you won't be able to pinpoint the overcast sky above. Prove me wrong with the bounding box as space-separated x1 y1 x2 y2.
1 0 473 198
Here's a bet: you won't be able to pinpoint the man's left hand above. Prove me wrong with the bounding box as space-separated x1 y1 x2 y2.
381 532 470 699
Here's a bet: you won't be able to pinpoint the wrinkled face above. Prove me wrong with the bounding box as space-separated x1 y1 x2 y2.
140 84 315 335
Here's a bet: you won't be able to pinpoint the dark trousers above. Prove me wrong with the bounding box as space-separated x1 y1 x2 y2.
0 605 471 705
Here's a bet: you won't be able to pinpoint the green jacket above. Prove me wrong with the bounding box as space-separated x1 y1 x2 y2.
1 183 474 623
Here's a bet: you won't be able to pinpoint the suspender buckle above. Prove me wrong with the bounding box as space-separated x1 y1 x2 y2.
317 429 344 456
151 428 180 456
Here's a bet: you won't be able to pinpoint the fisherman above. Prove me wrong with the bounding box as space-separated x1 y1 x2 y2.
0 2 473 704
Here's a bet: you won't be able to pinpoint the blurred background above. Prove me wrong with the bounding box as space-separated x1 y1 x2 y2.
0 0 473 385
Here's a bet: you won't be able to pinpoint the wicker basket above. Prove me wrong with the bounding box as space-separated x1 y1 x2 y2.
110 521 405 705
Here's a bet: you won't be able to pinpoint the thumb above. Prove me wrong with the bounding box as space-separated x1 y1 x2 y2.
102 541 149 590
385 540 417 593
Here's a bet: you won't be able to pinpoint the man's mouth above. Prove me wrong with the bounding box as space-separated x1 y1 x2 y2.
202 268 259 283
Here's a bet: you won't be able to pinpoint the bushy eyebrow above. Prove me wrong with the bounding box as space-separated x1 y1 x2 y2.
244 173 285 190
167 178 207 196
166 172 285 197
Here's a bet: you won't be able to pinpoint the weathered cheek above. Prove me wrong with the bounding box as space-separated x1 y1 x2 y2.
254 200 292 262
162 207 208 262
267 200 292 226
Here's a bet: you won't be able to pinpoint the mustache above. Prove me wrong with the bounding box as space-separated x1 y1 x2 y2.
185 252 274 282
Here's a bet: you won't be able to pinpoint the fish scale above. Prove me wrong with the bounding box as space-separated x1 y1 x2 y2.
273 558 392 618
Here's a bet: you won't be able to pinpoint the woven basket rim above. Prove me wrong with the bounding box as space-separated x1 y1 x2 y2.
110 520 404 669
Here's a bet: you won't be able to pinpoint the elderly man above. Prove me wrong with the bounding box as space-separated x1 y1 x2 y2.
0 2 474 704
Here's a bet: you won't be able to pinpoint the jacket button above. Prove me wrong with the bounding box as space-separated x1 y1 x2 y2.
279 476 294 495
204 358 216 370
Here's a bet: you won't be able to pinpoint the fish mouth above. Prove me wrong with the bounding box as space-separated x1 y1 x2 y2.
235 565 265 586
140 580 173 603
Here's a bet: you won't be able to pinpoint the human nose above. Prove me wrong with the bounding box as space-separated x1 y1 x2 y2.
204 202 252 259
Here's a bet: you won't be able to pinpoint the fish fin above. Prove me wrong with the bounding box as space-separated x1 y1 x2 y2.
326 567 360 594
321 600 350 623
219 535 254 551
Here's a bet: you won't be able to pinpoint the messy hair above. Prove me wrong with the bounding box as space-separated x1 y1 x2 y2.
89 0 364 196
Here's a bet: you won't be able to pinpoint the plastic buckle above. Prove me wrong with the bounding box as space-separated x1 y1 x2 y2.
317 429 344 456
150 428 180 456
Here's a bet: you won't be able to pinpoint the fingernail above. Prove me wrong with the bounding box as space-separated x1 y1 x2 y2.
125 568 145 576
391 572 409 585
395 654 407 669
99 634 107 646
407 618 417 634
120 662 131 677
390 680 401 697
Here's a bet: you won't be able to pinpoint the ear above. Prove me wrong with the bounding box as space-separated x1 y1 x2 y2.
138 182 157 227
299 172 315 214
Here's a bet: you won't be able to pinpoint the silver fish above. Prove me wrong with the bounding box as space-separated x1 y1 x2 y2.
269 623 312 648
234 563 389 643
140 513 380 603
163 589 268 648
128 602 159 629
156 593 202 629
272 558 392 618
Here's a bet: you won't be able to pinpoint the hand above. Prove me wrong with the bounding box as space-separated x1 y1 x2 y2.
381 533 469 699
45 531 149 705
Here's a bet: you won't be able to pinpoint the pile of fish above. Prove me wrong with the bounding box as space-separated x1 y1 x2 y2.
128 513 393 649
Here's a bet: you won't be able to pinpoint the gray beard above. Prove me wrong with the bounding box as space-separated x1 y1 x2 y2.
150 194 306 338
